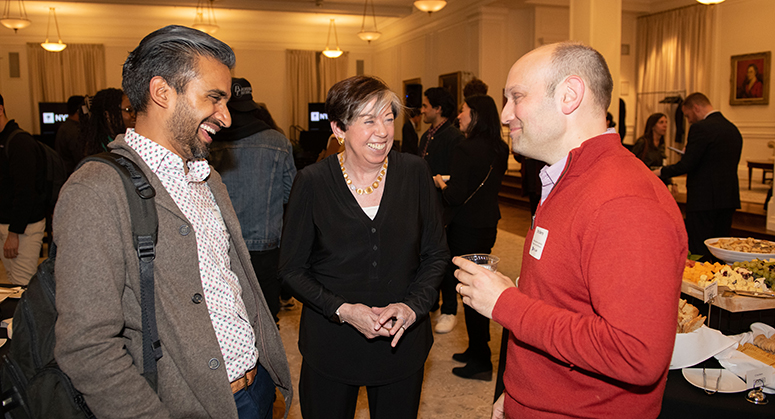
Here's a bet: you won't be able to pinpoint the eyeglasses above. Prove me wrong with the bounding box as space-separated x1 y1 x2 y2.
120 106 135 114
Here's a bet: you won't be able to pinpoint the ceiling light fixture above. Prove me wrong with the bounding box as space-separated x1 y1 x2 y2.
322 19 343 58
357 0 381 44
414 0 447 15
40 8 66 52
192 0 219 34
1 0 31 33
696 0 724 4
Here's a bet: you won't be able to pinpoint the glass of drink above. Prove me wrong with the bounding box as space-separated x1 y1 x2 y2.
460 254 499 272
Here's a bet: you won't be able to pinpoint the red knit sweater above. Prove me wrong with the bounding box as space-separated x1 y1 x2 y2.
493 133 687 418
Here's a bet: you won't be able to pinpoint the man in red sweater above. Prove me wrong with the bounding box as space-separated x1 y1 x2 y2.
453 42 687 418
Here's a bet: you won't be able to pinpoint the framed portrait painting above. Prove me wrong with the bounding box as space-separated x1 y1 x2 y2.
730 51 770 106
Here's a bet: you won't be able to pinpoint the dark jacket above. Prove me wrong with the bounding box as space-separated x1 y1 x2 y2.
54 136 292 418
660 112 742 212
418 119 464 176
401 120 419 155
0 120 46 233
279 150 448 385
210 118 297 251
55 117 84 176
442 136 509 228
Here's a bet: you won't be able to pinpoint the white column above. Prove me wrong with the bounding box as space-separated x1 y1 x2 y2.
569 0 622 123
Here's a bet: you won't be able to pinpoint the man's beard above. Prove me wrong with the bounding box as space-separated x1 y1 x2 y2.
167 99 211 160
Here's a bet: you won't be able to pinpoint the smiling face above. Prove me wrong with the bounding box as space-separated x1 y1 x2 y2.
501 48 564 163
165 56 232 160
339 97 394 166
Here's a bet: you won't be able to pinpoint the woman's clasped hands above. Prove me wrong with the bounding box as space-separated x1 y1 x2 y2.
337 302 416 348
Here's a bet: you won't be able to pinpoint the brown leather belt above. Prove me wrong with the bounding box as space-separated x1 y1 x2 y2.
230 366 258 394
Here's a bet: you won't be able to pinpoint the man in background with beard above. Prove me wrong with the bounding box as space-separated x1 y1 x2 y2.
54 25 291 419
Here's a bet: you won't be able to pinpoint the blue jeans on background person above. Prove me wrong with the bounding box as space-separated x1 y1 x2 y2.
234 364 276 419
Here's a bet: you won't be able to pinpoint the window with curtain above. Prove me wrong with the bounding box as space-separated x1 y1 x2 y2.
26 43 107 133
286 49 349 140
635 4 715 161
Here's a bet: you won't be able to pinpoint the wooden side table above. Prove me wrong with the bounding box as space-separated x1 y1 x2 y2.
747 159 774 189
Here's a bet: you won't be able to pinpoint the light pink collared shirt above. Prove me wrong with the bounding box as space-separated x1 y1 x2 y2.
538 128 617 205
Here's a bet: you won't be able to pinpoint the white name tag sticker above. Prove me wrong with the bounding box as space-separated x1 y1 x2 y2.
529 227 549 260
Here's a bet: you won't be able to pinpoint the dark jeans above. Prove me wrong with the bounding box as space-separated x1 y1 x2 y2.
249 248 281 322
685 209 735 261
299 360 424 419
234 364 275 419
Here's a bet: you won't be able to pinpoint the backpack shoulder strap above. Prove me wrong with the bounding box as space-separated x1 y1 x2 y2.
77 152 162 392
3 128 26 158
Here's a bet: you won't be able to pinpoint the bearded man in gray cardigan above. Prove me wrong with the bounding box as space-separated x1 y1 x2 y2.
53 25 291 419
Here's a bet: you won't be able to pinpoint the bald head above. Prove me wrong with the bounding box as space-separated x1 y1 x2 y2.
501 42 612 164
544 42 613 113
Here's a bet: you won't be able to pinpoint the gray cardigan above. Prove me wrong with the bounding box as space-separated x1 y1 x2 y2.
53 137 291 418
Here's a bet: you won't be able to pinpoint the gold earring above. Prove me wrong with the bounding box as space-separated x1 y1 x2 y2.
337 136 344 145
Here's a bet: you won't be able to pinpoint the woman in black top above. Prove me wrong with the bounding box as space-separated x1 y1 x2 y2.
632 112 671 186
433 94 509 381
279 76 448 419
632 112 667 169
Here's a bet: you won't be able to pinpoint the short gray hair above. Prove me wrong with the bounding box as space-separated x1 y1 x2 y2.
544 42 613 112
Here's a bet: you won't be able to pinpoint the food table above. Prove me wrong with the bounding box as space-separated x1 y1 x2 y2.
660 358 775 418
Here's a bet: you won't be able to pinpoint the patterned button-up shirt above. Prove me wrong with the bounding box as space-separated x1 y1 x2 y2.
125 129 257 382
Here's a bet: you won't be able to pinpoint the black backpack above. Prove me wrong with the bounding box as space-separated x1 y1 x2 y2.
0 152 162 419
3 129 68 213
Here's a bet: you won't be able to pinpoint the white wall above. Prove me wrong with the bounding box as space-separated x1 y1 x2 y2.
712 0 775 166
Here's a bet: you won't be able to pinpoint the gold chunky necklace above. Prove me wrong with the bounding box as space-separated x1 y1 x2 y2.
338 153 388 195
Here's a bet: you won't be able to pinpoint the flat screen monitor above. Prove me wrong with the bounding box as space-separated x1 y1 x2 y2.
308 102 331 132
39 102 69 137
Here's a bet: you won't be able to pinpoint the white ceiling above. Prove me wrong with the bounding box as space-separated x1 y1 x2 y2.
0 0 701 50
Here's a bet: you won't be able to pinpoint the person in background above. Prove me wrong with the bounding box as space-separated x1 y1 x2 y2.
210 77 297 324
54 25 291 418
463 78 488 98
433 94 508 381
454 41 687 418
55 95 86 175
632 113 672 187
0 94 46 286
632 113 667 169
401 107 421 155
418 86 465 334
280 75 448 419
656 93 743 260
83 88 135 156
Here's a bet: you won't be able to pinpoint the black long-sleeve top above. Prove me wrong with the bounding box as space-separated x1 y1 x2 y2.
0 120 45 233
442 136 509 228
279 150 449 385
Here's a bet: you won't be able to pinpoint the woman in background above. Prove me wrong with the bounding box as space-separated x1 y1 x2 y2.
280 75 448 419
632 112 672 186
83 88 135 156
433 94 509 381
632 112 667 169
